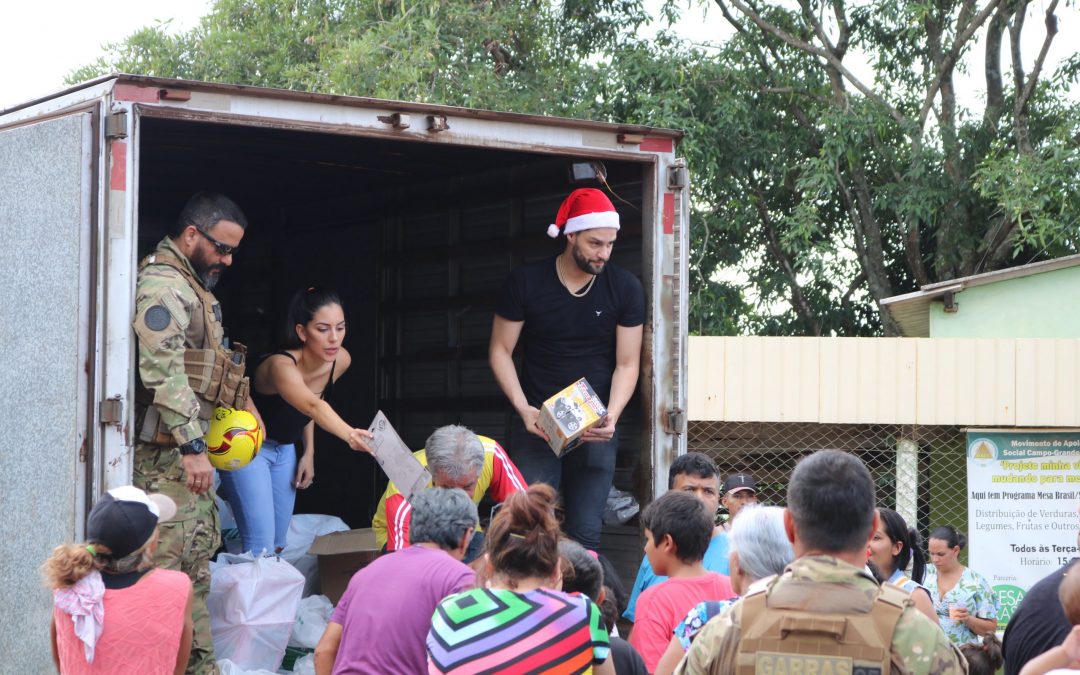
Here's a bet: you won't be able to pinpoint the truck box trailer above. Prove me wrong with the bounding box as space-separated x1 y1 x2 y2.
0 74 688 666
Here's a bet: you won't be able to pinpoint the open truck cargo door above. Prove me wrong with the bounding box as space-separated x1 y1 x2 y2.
102 76 685 521
656 157 690 496
0 77 689 646
0 111 98 668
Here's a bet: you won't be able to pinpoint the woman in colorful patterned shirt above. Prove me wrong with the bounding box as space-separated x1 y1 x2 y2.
427 483 613 674
925 525 1000 644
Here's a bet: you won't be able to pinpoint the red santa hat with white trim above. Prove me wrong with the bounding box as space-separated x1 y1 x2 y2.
547 188 620 238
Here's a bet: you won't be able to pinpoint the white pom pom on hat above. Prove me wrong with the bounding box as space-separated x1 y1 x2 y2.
548 188 620 238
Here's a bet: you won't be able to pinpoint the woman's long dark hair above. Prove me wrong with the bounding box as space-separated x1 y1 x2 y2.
878 507 927 583
280 287 343 350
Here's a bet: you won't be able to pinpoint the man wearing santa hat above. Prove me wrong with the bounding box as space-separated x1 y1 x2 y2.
489 187 644 550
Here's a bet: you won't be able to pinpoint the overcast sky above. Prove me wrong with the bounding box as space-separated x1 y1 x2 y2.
0 0 210 109
1 0 1074 110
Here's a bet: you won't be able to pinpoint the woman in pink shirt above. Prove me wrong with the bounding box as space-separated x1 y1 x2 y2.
43 486 193 675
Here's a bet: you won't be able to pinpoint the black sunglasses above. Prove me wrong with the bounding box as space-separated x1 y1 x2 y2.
193 226 238 256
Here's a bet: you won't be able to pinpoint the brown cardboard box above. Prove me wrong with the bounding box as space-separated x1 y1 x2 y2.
308 528 381 603
537 378 608 456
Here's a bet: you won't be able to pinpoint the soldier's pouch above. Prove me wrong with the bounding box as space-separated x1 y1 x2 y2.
183 348 223 402
136 405 168 444
221 343 248 409
184 347 249 409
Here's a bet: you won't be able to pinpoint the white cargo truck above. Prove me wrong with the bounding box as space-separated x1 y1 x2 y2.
0 75 688 666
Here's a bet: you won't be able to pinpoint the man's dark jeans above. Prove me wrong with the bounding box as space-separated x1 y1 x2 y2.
509 423 618 551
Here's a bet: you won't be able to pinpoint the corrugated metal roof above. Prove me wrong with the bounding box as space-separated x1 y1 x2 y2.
0 74 685 139
881 254 1080 337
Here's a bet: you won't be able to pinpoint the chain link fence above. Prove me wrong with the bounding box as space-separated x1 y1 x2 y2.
688 421 971 563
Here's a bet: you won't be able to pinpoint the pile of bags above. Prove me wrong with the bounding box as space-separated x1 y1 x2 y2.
210 512 350 673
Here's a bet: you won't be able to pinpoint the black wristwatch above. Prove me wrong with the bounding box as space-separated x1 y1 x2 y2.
179 438 208 456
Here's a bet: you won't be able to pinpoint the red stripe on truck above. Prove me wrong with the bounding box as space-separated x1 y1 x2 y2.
640 137 674 153
663 193 675 234
111 141 127 190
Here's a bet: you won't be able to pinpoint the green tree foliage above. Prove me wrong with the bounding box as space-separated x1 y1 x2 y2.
602 30 881 335
69 0 1080 336
687 0 1080 334
68 0 642 116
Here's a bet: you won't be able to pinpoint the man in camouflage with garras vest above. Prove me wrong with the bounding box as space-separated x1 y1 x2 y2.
677 450 966 675
132 192 263 674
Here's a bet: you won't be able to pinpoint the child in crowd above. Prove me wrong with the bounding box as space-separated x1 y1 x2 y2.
653 505 794 675
599 586 621 636
960 635 1004 675
560 539 648 675
1020 569 1080 675
628 491 735 671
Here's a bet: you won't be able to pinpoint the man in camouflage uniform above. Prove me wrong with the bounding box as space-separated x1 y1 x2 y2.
132 192 262 675
676 450 966 675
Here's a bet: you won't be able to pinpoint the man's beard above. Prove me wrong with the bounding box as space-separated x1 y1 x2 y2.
190 248 226 290
571 243 604 276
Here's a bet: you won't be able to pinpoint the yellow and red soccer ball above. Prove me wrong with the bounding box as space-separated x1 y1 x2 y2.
206 408 263 471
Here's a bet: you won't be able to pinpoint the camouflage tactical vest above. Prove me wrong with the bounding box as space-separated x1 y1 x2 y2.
135 251 249 444
735 574 911 675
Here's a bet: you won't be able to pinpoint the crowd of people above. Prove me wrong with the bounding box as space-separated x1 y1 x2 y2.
45 448 1080 674
47 442 1080 674
42 189 1080 674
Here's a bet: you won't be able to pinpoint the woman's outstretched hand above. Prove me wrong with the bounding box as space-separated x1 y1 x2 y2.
347 428 374 454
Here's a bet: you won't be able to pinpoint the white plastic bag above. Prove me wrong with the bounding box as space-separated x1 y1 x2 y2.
290 653 316 675
209 553 305 672
280 514 350 597
289 594 335 649
216 658 278 675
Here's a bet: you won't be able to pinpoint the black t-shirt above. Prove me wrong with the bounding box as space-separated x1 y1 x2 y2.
495 256 645 406
1002 558 1076 675
610 636 648 675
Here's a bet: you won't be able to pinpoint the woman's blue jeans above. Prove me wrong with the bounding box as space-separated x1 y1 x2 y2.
216 438 297 555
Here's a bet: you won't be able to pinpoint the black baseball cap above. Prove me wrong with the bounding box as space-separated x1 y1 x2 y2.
723 473 757 495
87 486 177 558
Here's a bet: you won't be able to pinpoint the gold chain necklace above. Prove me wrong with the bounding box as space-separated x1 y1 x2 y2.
556 255 596 297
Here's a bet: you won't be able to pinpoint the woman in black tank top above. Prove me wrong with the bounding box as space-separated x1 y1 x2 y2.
217 288 373 555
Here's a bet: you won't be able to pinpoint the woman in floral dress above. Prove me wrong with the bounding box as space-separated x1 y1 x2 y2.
924 525 1000 644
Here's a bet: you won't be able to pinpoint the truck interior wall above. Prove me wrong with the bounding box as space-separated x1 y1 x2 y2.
136 117 648 577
